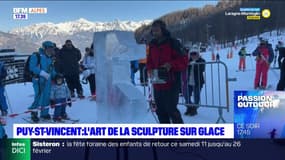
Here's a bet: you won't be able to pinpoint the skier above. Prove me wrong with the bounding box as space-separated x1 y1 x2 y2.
82 47 96 98
252 39 274 89
216 53 220 61
29 41 57 122
58 40 84 98
275 41 284 69
184 45 205 116
269 128 277 139
276 45 285 90
147 19 188 124
238 47 248 71
50 73 72 122
0 61 8 116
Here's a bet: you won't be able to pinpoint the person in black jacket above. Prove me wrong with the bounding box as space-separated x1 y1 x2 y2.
276 46 285 90
185 46 205 116
275 41 284 69
59 40 84 98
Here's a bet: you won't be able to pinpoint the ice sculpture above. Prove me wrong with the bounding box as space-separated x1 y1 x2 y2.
93 31 148 123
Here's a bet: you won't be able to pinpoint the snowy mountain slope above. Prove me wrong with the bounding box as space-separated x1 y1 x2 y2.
2 30 285 138
7 18 152 52
0 31 39 53
10 18 152 37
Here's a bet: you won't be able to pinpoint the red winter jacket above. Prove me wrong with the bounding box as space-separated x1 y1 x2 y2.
147 37 188 90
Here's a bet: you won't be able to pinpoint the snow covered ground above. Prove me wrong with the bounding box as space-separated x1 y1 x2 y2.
2 30 285 138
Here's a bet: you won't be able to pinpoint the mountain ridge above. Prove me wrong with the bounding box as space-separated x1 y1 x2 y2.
1 18 152 53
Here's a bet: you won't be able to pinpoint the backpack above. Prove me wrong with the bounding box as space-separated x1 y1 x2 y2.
23 52 40 82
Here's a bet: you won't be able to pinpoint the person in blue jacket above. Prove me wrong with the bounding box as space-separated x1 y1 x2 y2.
28 41 56 122
0 61 8 117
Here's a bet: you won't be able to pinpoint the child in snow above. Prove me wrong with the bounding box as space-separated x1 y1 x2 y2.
50 74 72 122
185 45 205 116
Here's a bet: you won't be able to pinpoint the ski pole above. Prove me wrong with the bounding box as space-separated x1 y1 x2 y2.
8 99 76 118
249 53 255 70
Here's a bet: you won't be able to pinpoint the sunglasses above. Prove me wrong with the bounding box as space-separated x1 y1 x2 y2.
190 52 198 55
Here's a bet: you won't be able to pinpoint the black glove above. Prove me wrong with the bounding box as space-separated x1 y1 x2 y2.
67 98 72 107
50 100 56 108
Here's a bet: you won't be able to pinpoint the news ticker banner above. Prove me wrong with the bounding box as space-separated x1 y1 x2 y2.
234 90 285 139
1 139 285 160
13 124 234 139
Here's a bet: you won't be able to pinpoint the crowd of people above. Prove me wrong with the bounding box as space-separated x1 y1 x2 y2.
146 20 206 123
145 20 285 124
26 40 96 123
0 20 284 130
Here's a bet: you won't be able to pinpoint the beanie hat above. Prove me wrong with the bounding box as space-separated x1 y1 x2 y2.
42 41 55 49
189 44 200 54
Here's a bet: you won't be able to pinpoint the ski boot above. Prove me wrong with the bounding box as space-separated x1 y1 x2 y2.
31 112 40 123
62 113 70 120
184 107 198 116
1 110 7 117
78 91 85 99
53 116 63 122
71 91 75 98
40 114 51 120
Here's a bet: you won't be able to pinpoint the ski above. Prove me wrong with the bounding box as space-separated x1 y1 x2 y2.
71 97 85 101
63 118 80 124
22 117 53 124
22 117 36 124
22 117 79 124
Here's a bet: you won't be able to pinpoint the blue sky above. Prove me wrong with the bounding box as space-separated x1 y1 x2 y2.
0 1 218 32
